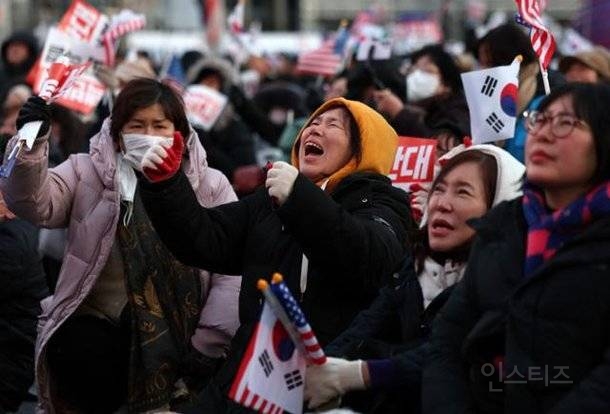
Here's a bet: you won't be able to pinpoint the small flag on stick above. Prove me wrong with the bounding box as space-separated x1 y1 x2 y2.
229 273 326 413
461 55 522 144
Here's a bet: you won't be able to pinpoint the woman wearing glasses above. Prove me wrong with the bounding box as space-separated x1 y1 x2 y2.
423 82 610 414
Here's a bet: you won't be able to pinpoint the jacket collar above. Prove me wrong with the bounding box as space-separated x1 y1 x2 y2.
471 198 610 288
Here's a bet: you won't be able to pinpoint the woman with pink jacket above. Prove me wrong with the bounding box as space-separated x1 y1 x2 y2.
0 78 241 413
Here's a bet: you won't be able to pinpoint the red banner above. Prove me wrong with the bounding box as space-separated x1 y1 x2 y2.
389 136 436 192
55 74 105 115
58 0 106 43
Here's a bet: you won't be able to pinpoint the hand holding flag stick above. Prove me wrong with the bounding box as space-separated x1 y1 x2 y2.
229 273 326 413
0 56 91 178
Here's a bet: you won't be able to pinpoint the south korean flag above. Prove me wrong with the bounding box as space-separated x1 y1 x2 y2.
461 56 522 144
229 301 306 414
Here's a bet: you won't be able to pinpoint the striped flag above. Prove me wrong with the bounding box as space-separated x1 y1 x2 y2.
515 0 556 70
229 274 326 413
228 301 306 414
229 277 309 413
296 24 349 77
102 9 146 66
269 275 326 365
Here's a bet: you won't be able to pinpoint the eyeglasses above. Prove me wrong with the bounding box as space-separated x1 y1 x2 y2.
525 110 589 138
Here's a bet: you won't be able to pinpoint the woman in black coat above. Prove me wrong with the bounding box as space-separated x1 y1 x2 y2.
0 194 48 412
423 83 610 414
305 144 524 413
373 44 470 140
137 97 415 412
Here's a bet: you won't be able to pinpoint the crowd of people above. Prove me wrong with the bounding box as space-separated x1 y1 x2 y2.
1 16 610 414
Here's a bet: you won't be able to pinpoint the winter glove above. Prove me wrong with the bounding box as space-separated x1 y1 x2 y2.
16 96 51 138
265 161 299 206
304 357 365 409
142 131 184 183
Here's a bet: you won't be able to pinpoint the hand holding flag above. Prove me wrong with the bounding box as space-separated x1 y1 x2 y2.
0 56 91 178
229 273 326 413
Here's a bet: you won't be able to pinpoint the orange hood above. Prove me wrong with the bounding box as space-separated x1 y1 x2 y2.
291 97 398 193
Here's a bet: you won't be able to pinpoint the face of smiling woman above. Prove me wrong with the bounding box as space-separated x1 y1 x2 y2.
297 107 355 185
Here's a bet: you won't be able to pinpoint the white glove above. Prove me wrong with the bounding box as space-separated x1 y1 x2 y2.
265 161 299 206
304 357 365 410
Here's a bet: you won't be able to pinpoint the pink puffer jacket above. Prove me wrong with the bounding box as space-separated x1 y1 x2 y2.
1 119 241 413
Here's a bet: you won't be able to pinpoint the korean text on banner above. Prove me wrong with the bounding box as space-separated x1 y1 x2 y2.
58 0 107 43
183 85 228 131
55 74 106 115
388 136 437 193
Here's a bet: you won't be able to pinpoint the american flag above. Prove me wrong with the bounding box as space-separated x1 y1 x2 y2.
515 0 556 70
269 274 326 365
296 24 349 77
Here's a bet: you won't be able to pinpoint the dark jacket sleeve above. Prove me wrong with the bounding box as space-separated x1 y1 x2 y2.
229 85 284 145
548 347 610 413
391 106 432 137
277 174 411 289
326 284 402 357
0 219 48 411
138 170 252 275
422 251 481 414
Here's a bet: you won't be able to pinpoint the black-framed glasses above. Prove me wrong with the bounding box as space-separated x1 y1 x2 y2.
525 110 589 138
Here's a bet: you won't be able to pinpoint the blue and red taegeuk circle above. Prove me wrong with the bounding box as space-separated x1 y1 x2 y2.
272 320 295 361
500 83 518 117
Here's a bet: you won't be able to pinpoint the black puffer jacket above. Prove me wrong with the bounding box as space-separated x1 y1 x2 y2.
325 255 456 413
423 198 610 414
0 218 48 412
140 170 413 413
141 171 412 346
0 31 39 102
390 92 470 138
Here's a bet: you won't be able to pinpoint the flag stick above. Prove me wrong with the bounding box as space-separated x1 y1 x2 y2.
539 60 551 95
257 279 308 357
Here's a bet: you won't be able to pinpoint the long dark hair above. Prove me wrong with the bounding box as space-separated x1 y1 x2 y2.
413 149 498 271
110 78 190 142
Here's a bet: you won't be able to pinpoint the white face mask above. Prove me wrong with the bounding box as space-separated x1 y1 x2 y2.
121 133 173 171
406 69 441 102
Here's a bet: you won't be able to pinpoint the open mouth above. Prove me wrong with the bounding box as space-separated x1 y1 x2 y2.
304 141 324 157
431 218 454 231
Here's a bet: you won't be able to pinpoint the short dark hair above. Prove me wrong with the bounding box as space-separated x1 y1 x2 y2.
110 78 190 142
411 44 463 93
477 23 537 67
536 82 610 185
